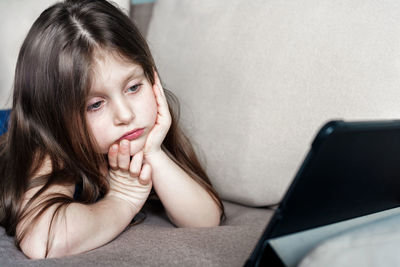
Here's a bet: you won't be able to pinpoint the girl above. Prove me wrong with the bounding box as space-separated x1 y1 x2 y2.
0 0 224 259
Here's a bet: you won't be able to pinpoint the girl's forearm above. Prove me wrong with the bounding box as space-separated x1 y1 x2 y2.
22 194 136 259
145 151 221 228
52 195 136 257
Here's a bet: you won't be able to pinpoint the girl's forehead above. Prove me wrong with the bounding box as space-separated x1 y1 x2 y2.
91 48 137 70
88 49 144 94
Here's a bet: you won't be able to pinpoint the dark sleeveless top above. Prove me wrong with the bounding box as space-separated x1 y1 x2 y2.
73 182 82 200
73 181 104 201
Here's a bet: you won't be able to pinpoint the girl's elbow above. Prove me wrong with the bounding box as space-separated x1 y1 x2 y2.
20 238 47 259
192 202 222 227
206 213 221 227
195 207 222 227
20 233 70 259
202 206 222 227
22 248 45 259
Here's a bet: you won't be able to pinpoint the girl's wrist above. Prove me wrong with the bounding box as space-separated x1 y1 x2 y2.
105 191 141 217
143 149 167 165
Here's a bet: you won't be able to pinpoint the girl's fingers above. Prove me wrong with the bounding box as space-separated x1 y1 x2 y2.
153 71 169 111
118 140 130 171
154 70 164 97
153 71 171 126
139 163 152 185
129 151 143 177
108 144 119 170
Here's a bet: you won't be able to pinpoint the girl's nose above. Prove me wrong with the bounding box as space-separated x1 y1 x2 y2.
113 99 134 125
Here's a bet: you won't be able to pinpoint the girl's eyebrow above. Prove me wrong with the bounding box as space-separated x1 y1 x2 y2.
123 66 143 85
88 66 144 97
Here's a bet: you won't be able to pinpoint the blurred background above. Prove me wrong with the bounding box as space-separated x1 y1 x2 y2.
0 0 156 109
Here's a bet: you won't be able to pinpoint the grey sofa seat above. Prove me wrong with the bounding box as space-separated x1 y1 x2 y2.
0 201 272 266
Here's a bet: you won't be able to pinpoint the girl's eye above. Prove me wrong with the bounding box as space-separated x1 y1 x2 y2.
127 84 142 93
87 101 103 112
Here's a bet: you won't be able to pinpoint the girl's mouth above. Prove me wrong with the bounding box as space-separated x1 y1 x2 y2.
119 128 145 141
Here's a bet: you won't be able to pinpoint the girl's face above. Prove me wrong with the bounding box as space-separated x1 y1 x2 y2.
85 50 157 155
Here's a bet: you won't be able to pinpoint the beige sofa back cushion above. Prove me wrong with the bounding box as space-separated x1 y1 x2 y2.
148 0 400 206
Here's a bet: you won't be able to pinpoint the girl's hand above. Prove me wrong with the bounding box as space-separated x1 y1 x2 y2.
143 71 172 157
107 140 152 214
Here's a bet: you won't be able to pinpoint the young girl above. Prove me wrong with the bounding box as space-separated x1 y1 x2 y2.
0 0 224 259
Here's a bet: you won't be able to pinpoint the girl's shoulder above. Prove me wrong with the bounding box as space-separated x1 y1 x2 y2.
17 155 75 259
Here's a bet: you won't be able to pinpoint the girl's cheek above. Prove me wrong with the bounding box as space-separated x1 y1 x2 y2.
86 115 109 149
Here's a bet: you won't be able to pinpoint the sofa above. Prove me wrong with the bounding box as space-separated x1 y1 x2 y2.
2 0 400 266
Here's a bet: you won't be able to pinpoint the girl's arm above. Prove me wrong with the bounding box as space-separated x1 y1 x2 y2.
143 72 221 228
19 191 138 259
145 150 221 227
18 142 152 259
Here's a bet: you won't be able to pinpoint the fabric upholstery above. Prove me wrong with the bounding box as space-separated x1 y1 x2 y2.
0 201 272 266
147 0 400 206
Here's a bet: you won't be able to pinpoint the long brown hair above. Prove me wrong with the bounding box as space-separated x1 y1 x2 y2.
0 0 224 256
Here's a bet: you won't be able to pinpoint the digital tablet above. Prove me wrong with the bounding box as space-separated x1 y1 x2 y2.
245 120 400 266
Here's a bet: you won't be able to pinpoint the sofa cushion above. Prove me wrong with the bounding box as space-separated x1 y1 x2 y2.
0 201 272 266
146 0 400 206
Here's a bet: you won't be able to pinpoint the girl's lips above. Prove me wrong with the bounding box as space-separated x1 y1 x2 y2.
119 128 145 141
